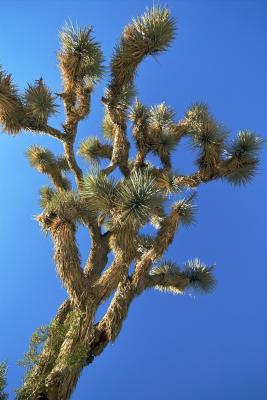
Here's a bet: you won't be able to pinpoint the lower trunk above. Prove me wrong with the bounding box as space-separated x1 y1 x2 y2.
18 278 134 400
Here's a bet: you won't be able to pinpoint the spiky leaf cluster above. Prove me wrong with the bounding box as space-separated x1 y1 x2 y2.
150 261 180 275
149 261 189 294
183 258 215 292
173 195 196 226
129 99 150 125
59 23 104 87
26 145 70 176
39 186 55 208
24 79 57 124
109 6 175 98
185 103 226 171
78 137 112 165
104 81 136 108
155 170 182 194
41 190 92 225
0 66 25 134
113 170 164 227
26 145 55 173
149 103 175 130
81 173 115 215
224 130 263 185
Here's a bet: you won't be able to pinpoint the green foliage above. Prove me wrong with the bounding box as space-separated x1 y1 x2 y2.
42 190 92 224
59 22 104 85
81 173 115 215
229 130 263 158
104 81 136 107
150 261 180 275
78 137 100 164
109 6 175 95
18 326 49 371
64 343 89 371
224 130 263 185
155 170 182 194
224 161 258 186
183 258 215 292
150 129 177 159
26 145 55 173
0 362 8 400
78 137 111 165
26 146 70 188
55 155 71 172
0 66 25 134
129 99 150 124
149 103 175 129
24 79 57 124
39 186 55 208
173 195 196 225
113 170 164 227
185 103 227 170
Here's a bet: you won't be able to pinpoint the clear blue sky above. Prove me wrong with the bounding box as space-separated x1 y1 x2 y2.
0 1 267 399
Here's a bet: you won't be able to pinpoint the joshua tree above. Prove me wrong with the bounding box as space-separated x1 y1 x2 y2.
0 6 263 400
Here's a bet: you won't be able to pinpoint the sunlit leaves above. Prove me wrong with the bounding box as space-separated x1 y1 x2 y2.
224 130 263 185
59 22 104 86
149 103 175 130
26 145 55 173
109 6 175 98
0 66 25 134
173 195 196 226
78 137 112 165
39 186 55 209
81 173 115 215
183 258 215 292
24 79 57 124
129 99 149 124
113 170 163 227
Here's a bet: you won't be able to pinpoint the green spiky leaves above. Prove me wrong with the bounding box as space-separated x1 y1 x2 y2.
81 173 115 216
183 258 215 292
78 137 112 165
39 186 55 208
37 190 95 231
0 66 25 134
44 191 90 222
185 103 227 172
173 195 196 226
224 130 263 185
26 145 55 173
149 261 189 294
113 170 164 228
59 23 104 87
109 6 175 99
150 261 179 276
129 99 150 125
24 79 57 125
26 146 70 190
149 103 175 130
149 258 215 294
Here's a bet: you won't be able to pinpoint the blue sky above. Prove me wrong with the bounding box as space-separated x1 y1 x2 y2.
0 1 267 399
